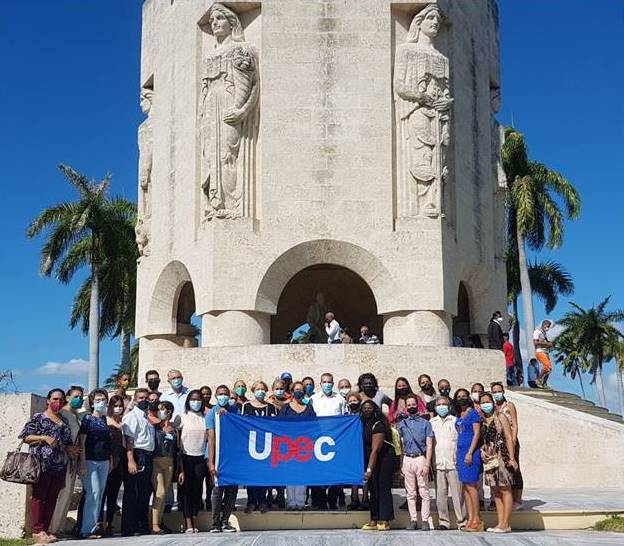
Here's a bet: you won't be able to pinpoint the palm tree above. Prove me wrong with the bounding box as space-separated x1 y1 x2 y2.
507 250 574 377
502 128 581 373
27 164 136 390
554 330 590 399
558 297 624 408
606 338 624 417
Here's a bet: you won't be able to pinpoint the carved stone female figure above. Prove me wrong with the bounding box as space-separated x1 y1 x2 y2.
394 4 452 218
200 3 259 220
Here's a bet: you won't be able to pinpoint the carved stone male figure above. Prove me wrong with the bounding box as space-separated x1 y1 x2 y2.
138 89 153 219
200 3 259 220
394 4 453 218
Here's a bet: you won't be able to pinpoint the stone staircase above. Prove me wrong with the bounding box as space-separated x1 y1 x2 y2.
510 387 623 423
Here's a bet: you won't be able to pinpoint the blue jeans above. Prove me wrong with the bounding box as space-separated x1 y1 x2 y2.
506 366 515 386
81 459 110 535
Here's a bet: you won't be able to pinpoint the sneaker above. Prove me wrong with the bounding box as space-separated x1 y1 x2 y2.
221 523 237 533
209 526 222 533
406 521 419 530
421 522 430 531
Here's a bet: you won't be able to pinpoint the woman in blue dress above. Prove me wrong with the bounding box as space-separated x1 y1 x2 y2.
454 388 483 532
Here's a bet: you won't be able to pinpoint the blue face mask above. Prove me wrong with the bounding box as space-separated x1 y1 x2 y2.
481 402 495 415
216 394 230 407
302 396 310 405
493 392 505 403
189 400 202 412
170 378 183 389
70 396 83 410
94 400 107 413
254 390 266 401
304 384 314 396
274 389 285 398
435 405 449 418
293 390 305 401
321 382 333 395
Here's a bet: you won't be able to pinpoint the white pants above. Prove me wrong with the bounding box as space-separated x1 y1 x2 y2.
286 486 306 508
49 464 77 534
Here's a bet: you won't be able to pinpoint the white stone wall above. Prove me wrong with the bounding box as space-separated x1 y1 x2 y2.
0 393 46 539
135 0 507 367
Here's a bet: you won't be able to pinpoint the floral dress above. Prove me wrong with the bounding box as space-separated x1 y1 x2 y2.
19 413 72 473
481 415 512 487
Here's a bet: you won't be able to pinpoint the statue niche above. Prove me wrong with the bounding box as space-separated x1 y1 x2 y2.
394 4 453 219
200 3 259 221
137 88 153 260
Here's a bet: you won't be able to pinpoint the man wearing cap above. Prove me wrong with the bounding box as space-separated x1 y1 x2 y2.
280 372 293 394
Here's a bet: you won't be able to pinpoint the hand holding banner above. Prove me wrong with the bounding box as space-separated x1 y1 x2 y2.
216 413 364 486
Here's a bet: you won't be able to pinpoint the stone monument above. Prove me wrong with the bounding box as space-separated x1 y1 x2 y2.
135 0 509 386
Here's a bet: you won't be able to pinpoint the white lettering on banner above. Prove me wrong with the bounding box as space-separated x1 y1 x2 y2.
248 430 272 460
314 436 336 462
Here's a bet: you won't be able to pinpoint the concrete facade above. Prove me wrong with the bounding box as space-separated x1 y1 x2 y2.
135 0 507 371
0 393 46 539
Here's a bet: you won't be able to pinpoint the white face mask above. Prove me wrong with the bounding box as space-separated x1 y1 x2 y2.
158 410 169 421
471 392 481 402
495 316 503 324
113 406 124 416
339 388 350 397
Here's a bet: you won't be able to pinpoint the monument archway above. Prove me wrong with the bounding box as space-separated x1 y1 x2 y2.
270 264 382 344
452 282 471 344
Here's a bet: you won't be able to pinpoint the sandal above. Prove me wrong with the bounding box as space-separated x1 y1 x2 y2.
361 521 378 531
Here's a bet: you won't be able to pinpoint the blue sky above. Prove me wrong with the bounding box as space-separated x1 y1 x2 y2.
1 1 622 411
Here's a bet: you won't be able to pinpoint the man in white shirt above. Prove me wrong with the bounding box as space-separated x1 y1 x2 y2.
430 396 466 530
160 369 190 418
310 373 345 509
533 319 554 388
121 388 155 536
324 312 341 344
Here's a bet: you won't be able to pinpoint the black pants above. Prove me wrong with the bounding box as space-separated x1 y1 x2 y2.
121 449 153 536
369 450 395 522
181 454 207 519
311 486 341 509
211 485 238 526
204 472 214 507
100 456 125 524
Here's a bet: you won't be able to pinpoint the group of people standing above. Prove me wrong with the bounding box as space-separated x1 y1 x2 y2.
17 368 523 543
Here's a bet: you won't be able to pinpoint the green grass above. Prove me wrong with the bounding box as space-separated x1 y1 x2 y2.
0 539 35 546
594 514 624 532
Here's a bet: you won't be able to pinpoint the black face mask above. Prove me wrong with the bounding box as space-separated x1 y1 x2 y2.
456 398 470 408
421 383 434 394
361 411 375 422
148 402 159 412
407 406 419 415
348 402 360 413
137 400 149 411
147 379 160 391
362 385 377 397
396 387 410 397
439 387 451 396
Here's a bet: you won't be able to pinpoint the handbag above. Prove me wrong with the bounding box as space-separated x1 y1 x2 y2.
1 440 41 484
481 445 500 472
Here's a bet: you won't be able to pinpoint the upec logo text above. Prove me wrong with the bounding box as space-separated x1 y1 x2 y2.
248 431 336 467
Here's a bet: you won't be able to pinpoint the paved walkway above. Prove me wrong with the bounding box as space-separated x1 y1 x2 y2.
55 530 624 546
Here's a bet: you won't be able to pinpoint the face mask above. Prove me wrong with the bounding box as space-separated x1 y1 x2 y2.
304 384 314 396
495 317 503 324
362 385 376 397
170 378 183 389
481 402 495 414
158 410 169 421
493 392 505 403
321 382 333 395
302 396 310 405
439 387 450 397
396 387 410 397
254 390 266 401
471 392 481 402
406 406 419 415
113 406 124 416
421 383 434 394
148 402 159 412
274 389 285 399
436 405 450 418
456 398 470 408
137 399 149 411
235 386 247 397
348 402 360 412
94 400 107 413
216 394 230 407
49 400 62 413
361 411 374 422
229 398 237 406
148 379 160 391
69 397 83 410
189 400 202 412
293 390 305 401
339 388 350 397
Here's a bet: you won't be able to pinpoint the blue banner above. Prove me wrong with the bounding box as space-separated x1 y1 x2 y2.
216 413 364 486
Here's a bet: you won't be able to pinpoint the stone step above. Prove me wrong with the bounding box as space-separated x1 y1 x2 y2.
510 387 580 400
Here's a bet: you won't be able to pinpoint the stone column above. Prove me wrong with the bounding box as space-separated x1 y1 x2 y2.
201 310 270 346
383 310 451 346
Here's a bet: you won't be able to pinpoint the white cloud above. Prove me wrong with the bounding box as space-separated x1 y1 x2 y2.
36 358 89 377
